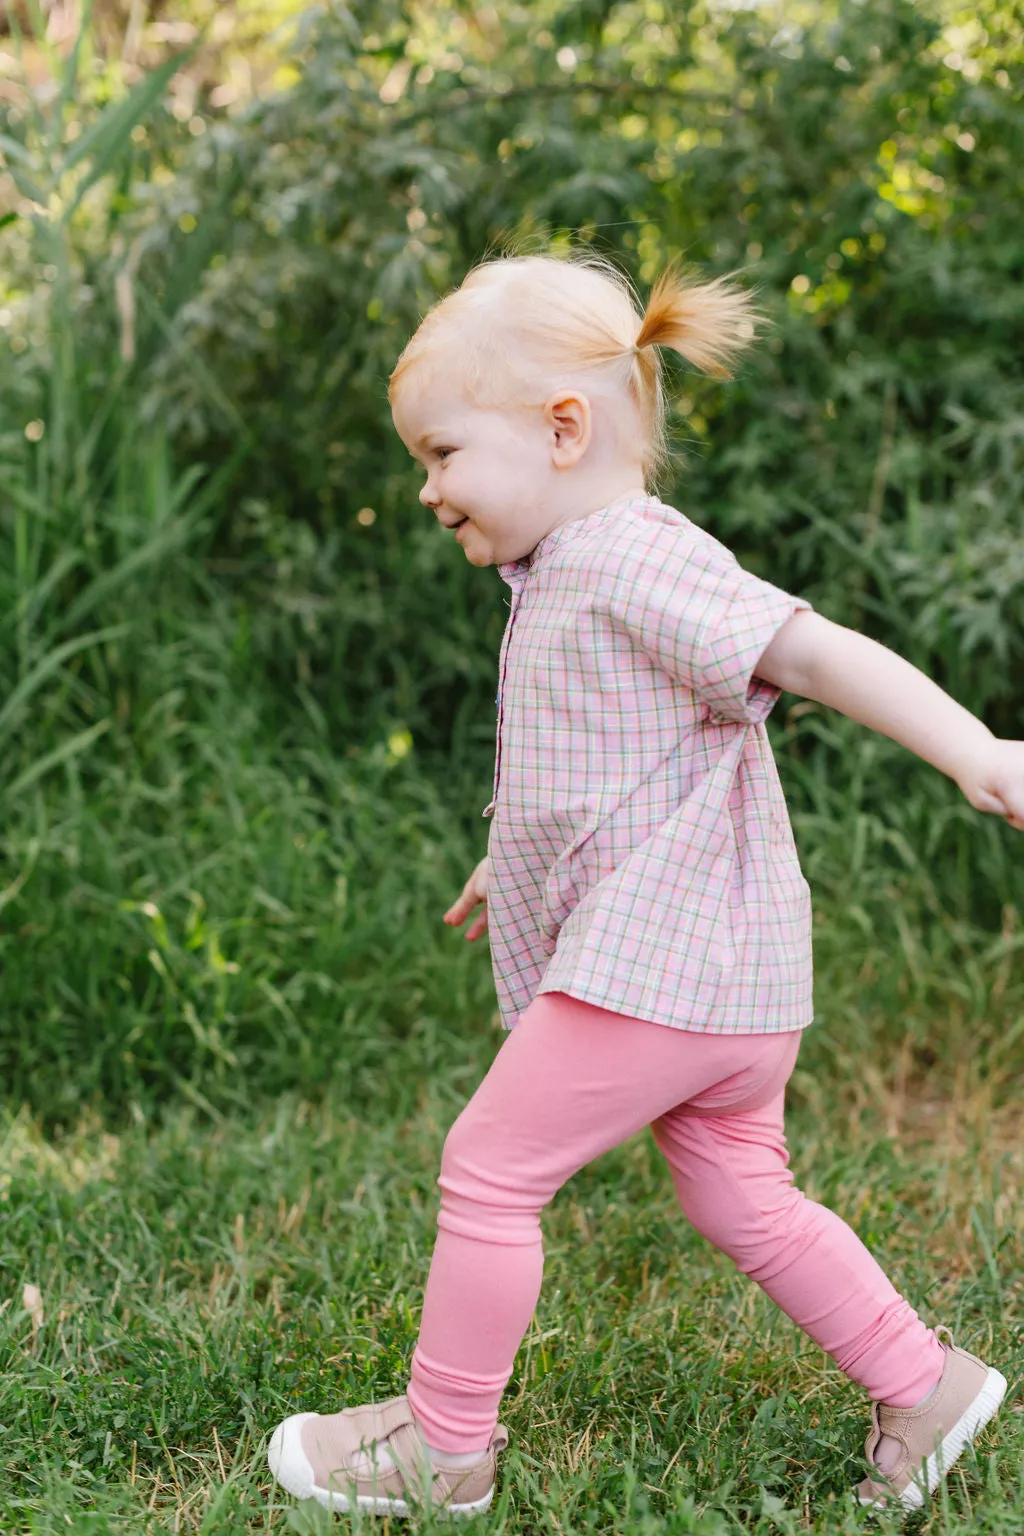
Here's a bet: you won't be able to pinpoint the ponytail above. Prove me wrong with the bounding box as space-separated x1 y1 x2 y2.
634 263 760 379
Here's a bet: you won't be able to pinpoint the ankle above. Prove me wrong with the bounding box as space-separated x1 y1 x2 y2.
883 1374 941 1412
425 1442 489 1466
408 1402 490 1464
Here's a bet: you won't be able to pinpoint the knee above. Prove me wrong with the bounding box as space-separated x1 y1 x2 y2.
655 1112 824 1280
438 1102 529 1209
671 1160 809 1279
438 1103 485 1195
436 1107 543 1246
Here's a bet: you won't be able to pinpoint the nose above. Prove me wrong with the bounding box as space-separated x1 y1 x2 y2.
419 477 440 508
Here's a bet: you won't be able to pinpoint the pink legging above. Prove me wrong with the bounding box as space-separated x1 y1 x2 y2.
405 991 945 1453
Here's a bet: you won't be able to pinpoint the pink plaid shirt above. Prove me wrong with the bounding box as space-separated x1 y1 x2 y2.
482 491 815 1035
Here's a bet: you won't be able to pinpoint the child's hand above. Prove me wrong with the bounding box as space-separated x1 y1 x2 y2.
444 855 490 941
957 740 1024 831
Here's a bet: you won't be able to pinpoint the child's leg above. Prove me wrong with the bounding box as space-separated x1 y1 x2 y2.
406 991 801 1454
650 1094 946 1406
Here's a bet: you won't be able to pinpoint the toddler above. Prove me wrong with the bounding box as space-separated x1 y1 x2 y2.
268 250 1022 1518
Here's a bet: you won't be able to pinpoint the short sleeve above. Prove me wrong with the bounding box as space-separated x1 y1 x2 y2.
606 525 813 725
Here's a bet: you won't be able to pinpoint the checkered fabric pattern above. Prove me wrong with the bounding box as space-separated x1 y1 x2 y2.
482 492 816 1035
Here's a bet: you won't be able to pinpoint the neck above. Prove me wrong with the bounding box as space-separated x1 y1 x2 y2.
549 464 648 530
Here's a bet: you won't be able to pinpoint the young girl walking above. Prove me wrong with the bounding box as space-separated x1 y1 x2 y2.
268 251 1022 1518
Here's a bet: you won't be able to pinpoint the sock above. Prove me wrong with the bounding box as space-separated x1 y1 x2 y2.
428 1444 489 1466
874 1377 940 1473
349 1437 487 1477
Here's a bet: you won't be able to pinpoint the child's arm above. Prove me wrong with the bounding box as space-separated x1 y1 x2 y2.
755 610 1024 830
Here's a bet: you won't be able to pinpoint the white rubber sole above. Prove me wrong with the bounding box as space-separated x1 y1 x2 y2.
858 1367 1008 1513
267 1412 495 1518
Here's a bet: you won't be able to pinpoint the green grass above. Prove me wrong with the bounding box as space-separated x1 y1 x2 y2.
2 975 1022 1535
1 621 1021 1531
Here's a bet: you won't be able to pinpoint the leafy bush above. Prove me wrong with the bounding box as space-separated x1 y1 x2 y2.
0 0 1021 1118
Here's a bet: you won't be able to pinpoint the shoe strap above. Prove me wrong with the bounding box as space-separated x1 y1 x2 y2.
863 1401 883 1463
352 1398 509 1476
387 1419 437 1489
372 1396 416 1441
344 1395 420 1466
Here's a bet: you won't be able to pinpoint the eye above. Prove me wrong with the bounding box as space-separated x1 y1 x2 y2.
435 447 455 462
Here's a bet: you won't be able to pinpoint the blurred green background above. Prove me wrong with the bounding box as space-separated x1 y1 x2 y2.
1 0 1021 1119
0 3 1022 1530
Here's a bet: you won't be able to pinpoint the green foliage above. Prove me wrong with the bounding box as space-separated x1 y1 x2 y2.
30 0 1020 747
6 0 1024 754
0 0 1021 1118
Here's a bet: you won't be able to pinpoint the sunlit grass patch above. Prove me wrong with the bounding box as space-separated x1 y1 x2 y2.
2 1018 1021 1534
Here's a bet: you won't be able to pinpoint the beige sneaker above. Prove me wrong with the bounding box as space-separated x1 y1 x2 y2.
267 1392 509 1517
855 1326 1007 1513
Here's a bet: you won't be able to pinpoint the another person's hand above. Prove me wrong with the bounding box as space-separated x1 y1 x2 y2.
957 740 1024 831
444 855 490 940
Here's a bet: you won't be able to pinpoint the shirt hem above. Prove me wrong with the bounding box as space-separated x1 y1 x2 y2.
526 978 815 1035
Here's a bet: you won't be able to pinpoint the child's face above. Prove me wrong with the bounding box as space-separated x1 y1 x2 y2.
392 384 563 567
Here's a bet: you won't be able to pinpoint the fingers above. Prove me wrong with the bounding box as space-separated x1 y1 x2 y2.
443 904 488 939
974 790 1024 829
444 881 476 921
445 899 488 930
445 859 489 915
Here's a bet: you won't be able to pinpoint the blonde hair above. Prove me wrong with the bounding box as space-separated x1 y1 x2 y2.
388 248 760 484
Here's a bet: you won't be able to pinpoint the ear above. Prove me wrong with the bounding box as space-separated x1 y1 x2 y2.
543 392 591 468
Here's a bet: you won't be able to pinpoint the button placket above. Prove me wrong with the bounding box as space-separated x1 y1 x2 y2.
482 570 527 818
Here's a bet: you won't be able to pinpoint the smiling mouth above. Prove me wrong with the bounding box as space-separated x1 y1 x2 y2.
452 518 469 530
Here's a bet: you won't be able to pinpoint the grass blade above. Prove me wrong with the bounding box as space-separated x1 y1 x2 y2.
62 518 202 631
134 284 252 436
0 624 129 746
3 719 111 804
55 0 94 130
6 547 83 642
61 44 201 223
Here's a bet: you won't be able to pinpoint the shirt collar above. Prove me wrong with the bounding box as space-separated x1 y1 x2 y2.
497 488 651 589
